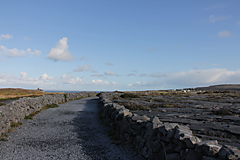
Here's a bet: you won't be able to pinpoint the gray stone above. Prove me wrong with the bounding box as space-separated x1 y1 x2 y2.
150 116 161 124
218 145 240 160
185 149 203 160
174 125 193 141
184 136 202 148
166 153 181 160
202 143 222 157
158 123 178 135
132 114 150 122
202 156 219 160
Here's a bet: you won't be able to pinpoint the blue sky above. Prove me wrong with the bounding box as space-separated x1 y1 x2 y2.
0 0 240 91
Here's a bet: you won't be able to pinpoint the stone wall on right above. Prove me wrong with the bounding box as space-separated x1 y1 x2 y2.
99 92 240 160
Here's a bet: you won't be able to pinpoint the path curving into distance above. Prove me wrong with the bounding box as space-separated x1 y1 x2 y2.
0 97 140 160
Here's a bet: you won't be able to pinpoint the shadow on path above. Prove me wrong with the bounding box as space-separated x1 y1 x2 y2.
72 97 111 159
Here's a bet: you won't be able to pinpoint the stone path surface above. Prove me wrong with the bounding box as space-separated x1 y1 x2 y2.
0 97 140 160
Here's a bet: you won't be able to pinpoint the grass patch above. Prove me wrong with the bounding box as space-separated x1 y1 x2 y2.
120 93 140 99
0 97 20 102
0 88 60 102
0 138 8 141
40 103 59 111
24 111 40 120
118 102 149 111
8 128 14 132
0 102 6 106
0 134 8 141
64 94 67 102
24 104 58 120
10 121 23 128
24 113 36 120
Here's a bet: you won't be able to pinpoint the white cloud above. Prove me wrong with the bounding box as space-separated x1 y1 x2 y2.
74 65 92 72
209 15 231 23
0 34 13 40
128 81 160 88
164 69 240 88
47 37 74 61
61 74 68 79
0 45 41 57
128 69 240 90
91 79 117 85
104 71 115 76
20 72 27 79
218 30 232 37
63 77 83 84
60 74 83 84
112 81 118 85
40 73 54 80
0 72 56 89
92 79 110 85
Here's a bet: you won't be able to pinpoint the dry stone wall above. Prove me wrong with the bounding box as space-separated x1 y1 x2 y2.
0 92 96 135
99 93 240 160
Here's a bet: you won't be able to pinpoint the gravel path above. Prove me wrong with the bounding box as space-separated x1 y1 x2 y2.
0 97 141 160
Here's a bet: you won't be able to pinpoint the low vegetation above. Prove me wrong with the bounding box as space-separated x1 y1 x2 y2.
10 121 23 128
120 93 140 99
0 134 8 141
118 102 149 111
111 90 240 115
24 112 39 120
40 103 59 111
0 88 60 103
0 102 6 106
24 104 59 120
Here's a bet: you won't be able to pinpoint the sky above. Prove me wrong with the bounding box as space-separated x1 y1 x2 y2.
0 0 240 91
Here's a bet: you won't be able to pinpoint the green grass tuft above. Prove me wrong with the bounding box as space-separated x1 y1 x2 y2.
120 93 140 99
64 94 67 102
0 102 6 106
0 138 8 141
40 103 59 111
10 121 23 128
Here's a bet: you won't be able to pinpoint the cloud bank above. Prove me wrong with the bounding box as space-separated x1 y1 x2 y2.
47 37 74 61
0 34 13 40
0 45 41 57
218 30 232 37
73 65 92 72
0 72 56 89
128 69 240 89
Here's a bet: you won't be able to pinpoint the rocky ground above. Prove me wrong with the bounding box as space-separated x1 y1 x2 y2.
0 97 141 160
110 89 240 149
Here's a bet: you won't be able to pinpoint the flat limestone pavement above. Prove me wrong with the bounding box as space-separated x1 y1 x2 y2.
0 97 140 160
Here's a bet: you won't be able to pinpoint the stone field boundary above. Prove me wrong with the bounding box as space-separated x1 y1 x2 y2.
0 92 96 135
99 92 240 160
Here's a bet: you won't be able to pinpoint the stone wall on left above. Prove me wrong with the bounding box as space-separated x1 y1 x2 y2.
0 92 96 135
